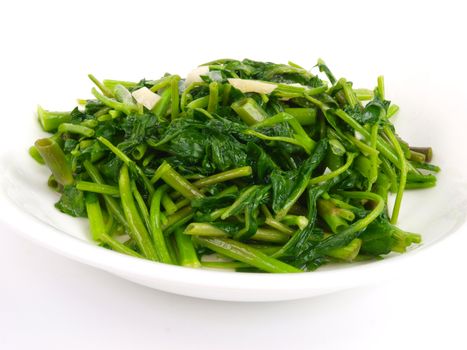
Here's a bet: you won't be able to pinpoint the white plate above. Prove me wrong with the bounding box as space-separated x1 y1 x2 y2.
1 65 467 302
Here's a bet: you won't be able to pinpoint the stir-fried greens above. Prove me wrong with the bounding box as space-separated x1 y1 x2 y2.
29 58 439 272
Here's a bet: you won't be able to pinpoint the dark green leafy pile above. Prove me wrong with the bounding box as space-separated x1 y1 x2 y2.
30 58 439 273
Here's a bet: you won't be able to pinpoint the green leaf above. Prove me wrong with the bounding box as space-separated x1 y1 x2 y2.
271 139 328 217
191 193 237 212
55 185 86 217
359 216 397 255
346 98 389 125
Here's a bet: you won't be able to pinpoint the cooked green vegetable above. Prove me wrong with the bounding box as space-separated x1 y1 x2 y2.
30 58 439 272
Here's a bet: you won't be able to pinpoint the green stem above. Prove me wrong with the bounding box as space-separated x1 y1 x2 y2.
149 185 173 264
220 185 257 220
377 75 385 99
184 222 227 236
166 235 179 264
326 238 362 261
104 214 114 235
368 124 379 190
91 88 137 115
317 58 336 84
85 192 106 241
91 106 110 119
100 233 143 258
103 79 137 90
231 97 269 125
85 192 143 258
161 207 193 231
131 181 151 233
406 172 437 183
317 199 351 233
153 87 172 118
76 181 120 196
251 112 316 154
37 106 71 132
283 108 317 125
163 214 194 236
207 81 219 113
181 82 207 111
309 153 356 185
310 191 385 256
195 206 228 222
409 146 433 163
174 228 201 267
405 182 436 189
409 161 440 173
251 228 289 244
185 223 289 243
334 109 402 167
88 74 114 98
161 194 178 215
222 83 232 106
353 89 374 101
347 134 380 156
142 153 156 167
171 75 180 119
373 172 391 204
29 146 45 164
131 144 147 160
83 160 127 227
153 162 204 199
380 156 398 193
281 215 309 230
387 104 399 118
57 123 95 137
193 166 252 187
264 217 295 235
341 79 360 108
249 245 282 255
244 130 310 153
192 236 301 273
81 119 98 128
34 138 74 186
149 76 173 92
201 261 250 269
119 165 158 261
173 197 190 210
384 126 407 224
186 96 209 109
275 84 327 99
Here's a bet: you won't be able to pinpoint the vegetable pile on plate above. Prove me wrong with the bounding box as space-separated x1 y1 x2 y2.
30 58 439 272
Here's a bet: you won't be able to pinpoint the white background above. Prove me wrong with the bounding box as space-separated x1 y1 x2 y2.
1 0 466 349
